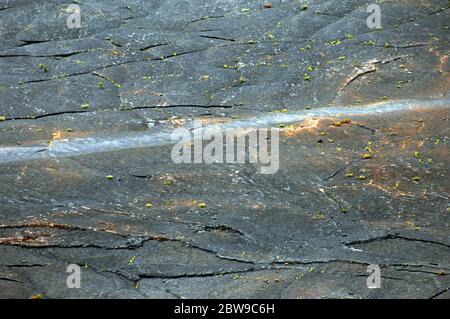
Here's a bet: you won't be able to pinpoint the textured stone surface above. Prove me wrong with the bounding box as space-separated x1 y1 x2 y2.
0 0 449 299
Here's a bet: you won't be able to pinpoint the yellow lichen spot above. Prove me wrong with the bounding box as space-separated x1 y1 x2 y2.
106 175 114 180
198 203 206 208
265 31 275 40
200 75 209 81
51 131 62 140
345 172 354 178
313 212 326 220
406 221 421 231
334 121 342 127
80 103 89 109
342 118 351 123
412 176 420 182
145 203 153 208
358 175 366 181
363 153 372 159
0 115 6 121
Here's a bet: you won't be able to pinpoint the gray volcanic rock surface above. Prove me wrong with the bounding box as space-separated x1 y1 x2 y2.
0 0 449 299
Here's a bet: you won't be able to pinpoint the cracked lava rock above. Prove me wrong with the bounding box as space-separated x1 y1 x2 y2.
0 0 449 299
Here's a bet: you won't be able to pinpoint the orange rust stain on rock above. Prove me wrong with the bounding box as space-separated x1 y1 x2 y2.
0 235 50 246
97 221 118 233
163 199 201 211
198 117 227 126
39 164 84 181
281 119 321 137
53 130 96 140
438 55 448 71
0 222 72 230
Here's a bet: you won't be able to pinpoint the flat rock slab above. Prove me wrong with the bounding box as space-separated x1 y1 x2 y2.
0 0 449 298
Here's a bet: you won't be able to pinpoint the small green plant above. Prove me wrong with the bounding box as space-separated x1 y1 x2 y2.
363 40 376 46
37 63 49 72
